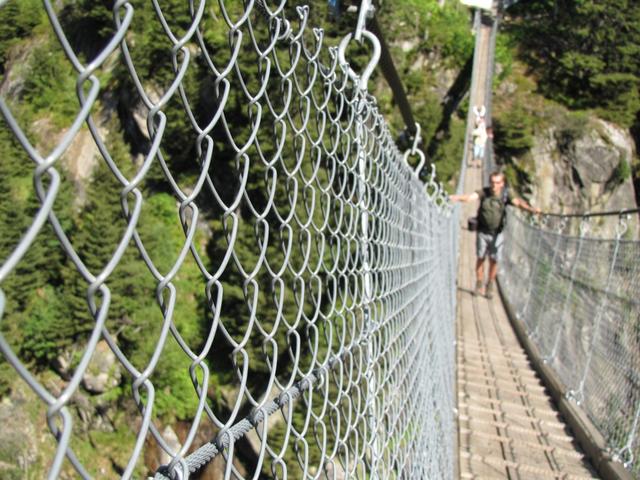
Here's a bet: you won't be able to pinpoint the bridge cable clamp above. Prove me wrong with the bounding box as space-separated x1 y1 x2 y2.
403 123 425 176
337 0 380 90
616 213 629 238
425 164 440 200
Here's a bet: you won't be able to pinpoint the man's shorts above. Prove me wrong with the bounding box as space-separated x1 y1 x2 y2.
476 231 503 261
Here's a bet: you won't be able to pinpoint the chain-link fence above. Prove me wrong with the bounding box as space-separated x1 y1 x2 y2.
500 209 640 475
0 1 457 478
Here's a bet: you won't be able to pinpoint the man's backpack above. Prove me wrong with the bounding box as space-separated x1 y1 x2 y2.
497 186 509 232
469 186 509 233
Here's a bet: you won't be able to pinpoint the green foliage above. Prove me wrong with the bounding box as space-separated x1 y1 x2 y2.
503 163 519 191
380 0 473 67
21 40 79 127
510 0 640 127
0 436 26 480
553 110 589 153
0 0 43 72
428 4 475 68
21 285 72 362
374 0 473 180
69 130 208 419
492 90 541 193
0 360 16 399
612 158 631 184
494 31 514 81
431 116 466 190
382 0 439 28
150 340 203 420
494 103 535 155
78 413 145 477
591 73 640 127
63 158 134 343
405 72 443 143
0 123 32 265
123 191 209 418
0 111 74 364
59 0 117 61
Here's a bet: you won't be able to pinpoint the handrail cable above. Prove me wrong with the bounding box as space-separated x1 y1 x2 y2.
539 207 640 219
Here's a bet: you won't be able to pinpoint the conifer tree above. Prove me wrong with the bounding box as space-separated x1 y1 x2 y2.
514 0 640 127
0 120 72 363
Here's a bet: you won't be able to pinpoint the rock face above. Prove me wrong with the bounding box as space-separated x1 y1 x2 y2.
0 385 38 476
158 425 182 468
529 118 639 239
82 340 122 394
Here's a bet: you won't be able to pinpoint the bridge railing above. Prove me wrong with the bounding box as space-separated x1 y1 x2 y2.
500 208 640 475
0 1 457 478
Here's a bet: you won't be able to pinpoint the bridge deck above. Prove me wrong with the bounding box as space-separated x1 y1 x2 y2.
455 165 599 479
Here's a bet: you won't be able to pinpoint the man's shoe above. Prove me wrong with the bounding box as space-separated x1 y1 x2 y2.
486 281 494 299
475 280 484 296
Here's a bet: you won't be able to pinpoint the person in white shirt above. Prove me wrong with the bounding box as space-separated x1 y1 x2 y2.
471 120 488 167
473 104 486 124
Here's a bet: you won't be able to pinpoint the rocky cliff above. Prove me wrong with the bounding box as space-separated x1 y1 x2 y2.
493 60 639 240
528 117 638 239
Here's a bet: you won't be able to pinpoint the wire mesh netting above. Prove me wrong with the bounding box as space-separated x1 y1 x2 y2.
0 1 457 478
500 209 640 475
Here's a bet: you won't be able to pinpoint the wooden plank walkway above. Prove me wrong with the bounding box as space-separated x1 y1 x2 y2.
455 164 600 479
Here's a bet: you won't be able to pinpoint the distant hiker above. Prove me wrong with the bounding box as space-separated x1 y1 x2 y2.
471 120 488 167
473 104 486 124
450 171 541 298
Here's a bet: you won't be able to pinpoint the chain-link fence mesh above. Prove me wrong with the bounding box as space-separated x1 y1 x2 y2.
0 1 457 478
500 209 640 475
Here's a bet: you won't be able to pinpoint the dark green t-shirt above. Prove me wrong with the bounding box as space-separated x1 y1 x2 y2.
475 187 514 233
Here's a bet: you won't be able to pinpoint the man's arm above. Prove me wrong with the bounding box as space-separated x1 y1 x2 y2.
450 192 480 203
512 197 541 214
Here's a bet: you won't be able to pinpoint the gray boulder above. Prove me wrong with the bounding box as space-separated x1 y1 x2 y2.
82 340 122 394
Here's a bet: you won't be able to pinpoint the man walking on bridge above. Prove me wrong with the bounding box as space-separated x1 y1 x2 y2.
450 171 541 297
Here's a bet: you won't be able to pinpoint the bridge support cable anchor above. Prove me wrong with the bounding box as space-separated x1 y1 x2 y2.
345 1 420 142
337 0 380 91
403 123 426 177
615 398 640 469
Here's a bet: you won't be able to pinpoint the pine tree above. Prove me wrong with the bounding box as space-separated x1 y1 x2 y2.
0 118 73 364
514 0 640 127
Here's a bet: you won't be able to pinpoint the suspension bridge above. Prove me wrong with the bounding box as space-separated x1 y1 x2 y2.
457 5 638 479
0 1 638 479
